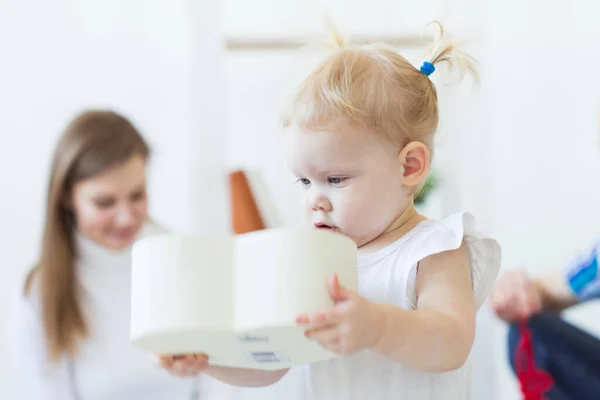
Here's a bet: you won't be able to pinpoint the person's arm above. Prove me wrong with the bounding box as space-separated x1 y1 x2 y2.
158 354 289 387
371 242 475 372
297 244 474 373
534 270 579 313
203 366 289 387
8 287 76 400
491 244 600 321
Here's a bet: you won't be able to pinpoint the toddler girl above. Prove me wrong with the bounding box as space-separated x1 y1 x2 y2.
160 21 500 400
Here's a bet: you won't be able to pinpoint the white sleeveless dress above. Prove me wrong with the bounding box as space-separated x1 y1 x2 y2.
301 212 501 400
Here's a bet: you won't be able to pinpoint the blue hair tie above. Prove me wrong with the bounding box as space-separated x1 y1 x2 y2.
420 61 435 76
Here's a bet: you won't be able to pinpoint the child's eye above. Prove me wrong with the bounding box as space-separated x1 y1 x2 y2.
328 177 345 185
296 178 311 186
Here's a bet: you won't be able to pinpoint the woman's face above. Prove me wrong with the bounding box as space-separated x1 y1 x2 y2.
69 154 149 250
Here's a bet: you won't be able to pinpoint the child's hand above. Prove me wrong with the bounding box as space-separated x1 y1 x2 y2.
296 274 385 354
156 353 209 377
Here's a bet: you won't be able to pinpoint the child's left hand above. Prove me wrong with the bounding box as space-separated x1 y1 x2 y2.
296 274 385 354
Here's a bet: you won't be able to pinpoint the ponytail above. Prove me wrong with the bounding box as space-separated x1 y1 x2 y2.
422 20 480 84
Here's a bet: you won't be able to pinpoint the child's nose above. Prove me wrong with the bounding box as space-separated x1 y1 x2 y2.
309 195 332 212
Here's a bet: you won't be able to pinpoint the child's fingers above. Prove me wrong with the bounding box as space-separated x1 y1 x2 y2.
170 354 209 376
311 311 330 323
193 353 209 362
158 353 209 376
306 326 341 350
184 354 209 369
296 312 328 325
305 323 337 338
158 355 175 369
297 310 340 326
327 273 353 303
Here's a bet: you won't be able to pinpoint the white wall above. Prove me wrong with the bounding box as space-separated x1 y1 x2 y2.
224 0 443 37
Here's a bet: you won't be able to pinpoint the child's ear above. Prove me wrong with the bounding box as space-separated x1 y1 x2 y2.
399 142 430 188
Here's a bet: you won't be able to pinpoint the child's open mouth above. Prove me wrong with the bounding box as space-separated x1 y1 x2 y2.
314 222 339 232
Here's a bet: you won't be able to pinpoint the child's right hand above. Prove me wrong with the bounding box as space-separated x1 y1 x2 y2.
157 353 209 377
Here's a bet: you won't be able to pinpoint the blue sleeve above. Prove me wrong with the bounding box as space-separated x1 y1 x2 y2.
564 242 600 302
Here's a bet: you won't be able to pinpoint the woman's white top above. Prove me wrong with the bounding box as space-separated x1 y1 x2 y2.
8 223 233 400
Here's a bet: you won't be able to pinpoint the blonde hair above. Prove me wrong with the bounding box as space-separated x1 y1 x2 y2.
281 21 478 152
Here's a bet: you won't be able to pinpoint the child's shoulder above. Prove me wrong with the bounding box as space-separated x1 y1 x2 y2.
409 212 499 257
405 212 502 308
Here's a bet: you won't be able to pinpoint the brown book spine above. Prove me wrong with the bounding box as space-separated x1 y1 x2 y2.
229 170 266 234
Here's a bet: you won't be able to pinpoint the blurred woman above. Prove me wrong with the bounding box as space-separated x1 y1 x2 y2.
8 110 208 399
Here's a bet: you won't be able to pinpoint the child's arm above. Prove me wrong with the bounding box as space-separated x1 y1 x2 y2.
158 354 289 387
298 242 475 373
371 242 475 372
204 366 289 387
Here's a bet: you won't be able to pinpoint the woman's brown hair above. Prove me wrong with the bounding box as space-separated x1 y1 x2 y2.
23 110 150 363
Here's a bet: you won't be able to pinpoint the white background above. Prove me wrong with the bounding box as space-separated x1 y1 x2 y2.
2 1 600 399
